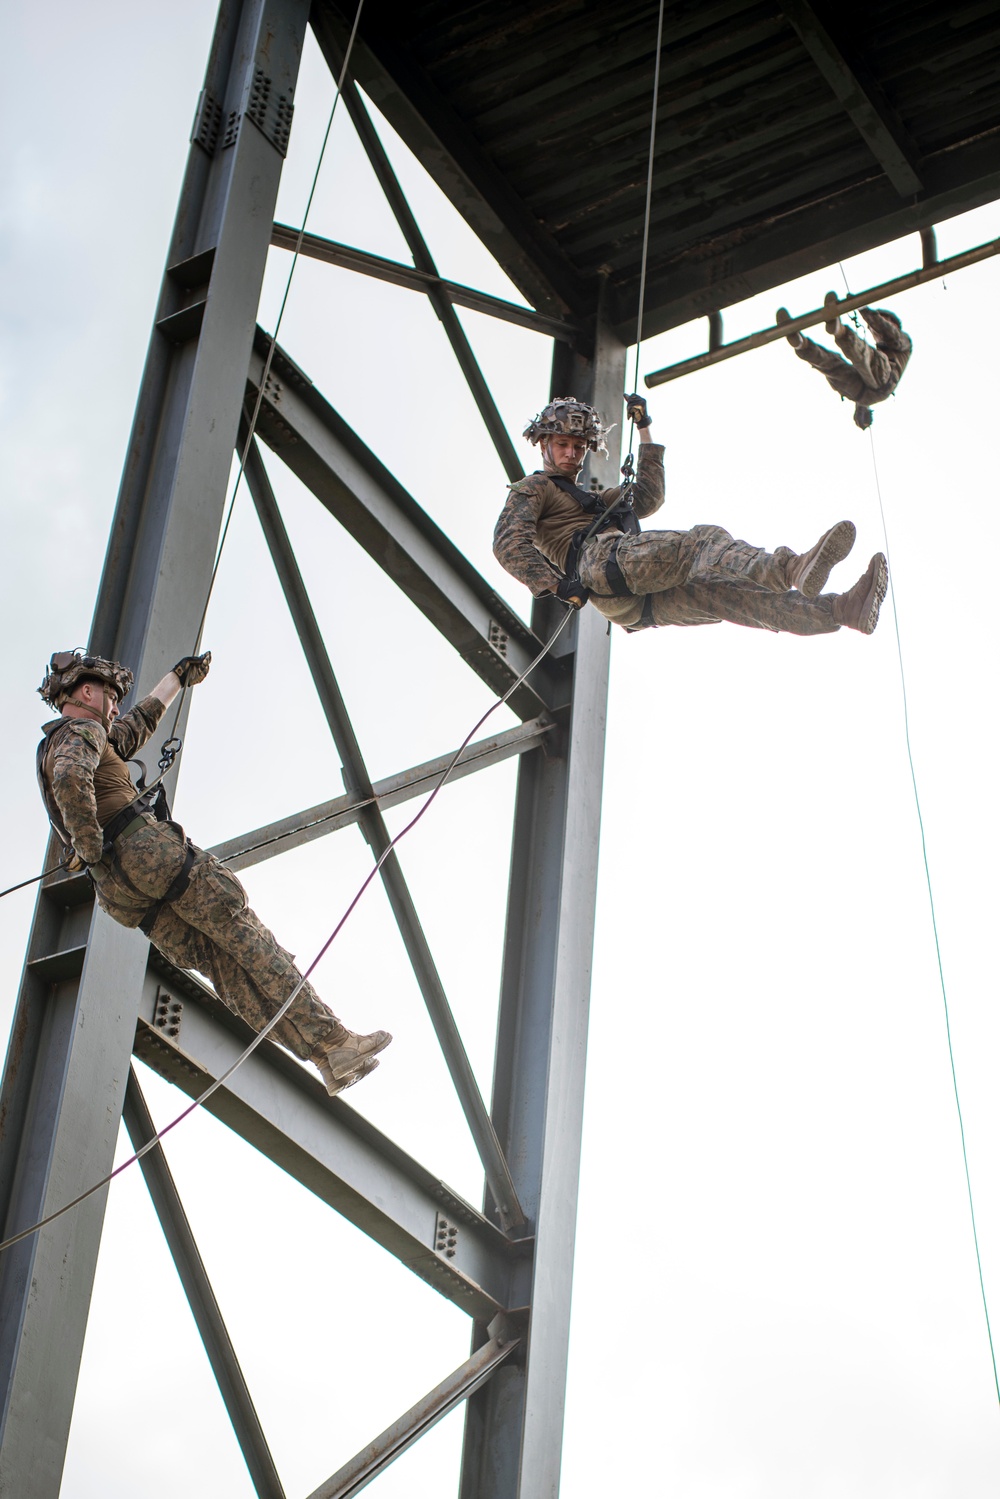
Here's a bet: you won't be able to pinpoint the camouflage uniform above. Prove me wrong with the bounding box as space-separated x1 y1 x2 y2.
494 444 841 635
38 698 340 1061
794 308 912 429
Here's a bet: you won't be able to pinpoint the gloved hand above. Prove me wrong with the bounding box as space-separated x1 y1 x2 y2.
624 392 651 428
172 651 212 687
556 577 590 610
65 850 87 873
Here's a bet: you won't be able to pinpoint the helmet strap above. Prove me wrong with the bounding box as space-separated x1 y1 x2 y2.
63 685 115 731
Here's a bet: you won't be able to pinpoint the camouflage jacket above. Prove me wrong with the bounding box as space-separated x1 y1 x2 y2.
37 696 166 865
493 443 665 596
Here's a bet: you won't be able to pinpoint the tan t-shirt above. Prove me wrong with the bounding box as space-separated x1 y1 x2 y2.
493 444 665 596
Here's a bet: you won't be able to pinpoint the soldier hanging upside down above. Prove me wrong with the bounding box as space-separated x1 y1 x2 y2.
35 650 391 1096
493 395 887 636
776 294 912 430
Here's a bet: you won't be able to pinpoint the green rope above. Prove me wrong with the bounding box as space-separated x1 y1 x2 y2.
867 430 1000 1407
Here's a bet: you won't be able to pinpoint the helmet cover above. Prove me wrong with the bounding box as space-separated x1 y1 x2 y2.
39 650 134 711
523 397 611 454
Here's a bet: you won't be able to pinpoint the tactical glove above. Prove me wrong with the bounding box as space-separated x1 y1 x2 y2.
624 392 651 428
172 651 212 687
556 577 590 610
65 850 87 873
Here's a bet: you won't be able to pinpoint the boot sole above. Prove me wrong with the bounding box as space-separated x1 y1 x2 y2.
329 1057 380 1095
798 520 857 598
858 553 888 635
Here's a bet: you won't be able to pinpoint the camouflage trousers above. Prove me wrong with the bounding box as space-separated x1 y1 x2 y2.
92 818 340 1060
795 327 894 405
578 524 840 634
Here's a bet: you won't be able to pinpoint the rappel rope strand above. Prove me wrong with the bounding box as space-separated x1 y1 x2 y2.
159 0 368 759
632 0 665 398
0 859 69 902
0 608 572 1257
588 0 663 538
0 0 368 904
625 0 665 476
867 431 1000 1407
846 245 998 1402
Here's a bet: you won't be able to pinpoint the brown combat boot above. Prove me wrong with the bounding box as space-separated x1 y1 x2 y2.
313 1024 392 1096
832 553 888 634
785 520 856 598
824 290 842 336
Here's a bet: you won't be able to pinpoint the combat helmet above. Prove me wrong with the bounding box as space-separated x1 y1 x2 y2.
523 397 610 455
38 649 133 712
860 306 909 353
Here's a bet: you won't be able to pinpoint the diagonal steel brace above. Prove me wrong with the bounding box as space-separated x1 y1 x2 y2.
241 430 526 1232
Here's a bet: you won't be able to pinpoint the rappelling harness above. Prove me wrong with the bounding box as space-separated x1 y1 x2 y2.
549 455 658 632
36 720 195 937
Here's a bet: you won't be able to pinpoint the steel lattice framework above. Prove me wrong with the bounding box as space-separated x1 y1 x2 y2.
0 2 622 1494
5 0 1000 1492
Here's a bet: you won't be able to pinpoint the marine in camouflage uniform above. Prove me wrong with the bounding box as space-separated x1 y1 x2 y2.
494 395 888 636
36 650 390 1095
777 299 912 430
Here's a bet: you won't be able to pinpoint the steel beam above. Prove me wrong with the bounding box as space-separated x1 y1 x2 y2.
459 314 624 1499
134 960 522 1323
270 226 578 342
334 79 523 482
122 1069 285 1499
244 332 566 719
614 129 1000 342
308 1317 522 1499
208 716 554 872
308 3 586 320
780 0 922 196
242 435 525 1231
644 232 1000 386
0 3 311 1491
0 882 149 1499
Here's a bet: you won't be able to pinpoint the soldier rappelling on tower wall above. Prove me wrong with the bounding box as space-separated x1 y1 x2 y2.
36 650 391 1095
776 295 912 430
493 394 888 635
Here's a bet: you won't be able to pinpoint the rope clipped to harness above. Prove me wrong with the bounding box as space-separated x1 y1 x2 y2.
556 0 664 610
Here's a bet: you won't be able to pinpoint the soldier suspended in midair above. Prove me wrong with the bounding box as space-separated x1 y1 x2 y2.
493 395 887 635
35 650 391 1095
776 294 912 430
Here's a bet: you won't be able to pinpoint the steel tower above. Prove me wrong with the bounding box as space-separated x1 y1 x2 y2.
0 2 620 1493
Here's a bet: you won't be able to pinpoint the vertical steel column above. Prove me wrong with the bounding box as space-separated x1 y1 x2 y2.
0 4 309 1493
459 307 626 1498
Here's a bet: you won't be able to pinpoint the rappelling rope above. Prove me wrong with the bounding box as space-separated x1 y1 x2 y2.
835 257 999 1405
0 860 69 901
632 0 665 412
866 428 1000 1408
0 10 669 1251
157 0 368 759
579 0 664 539
0 608 572 1256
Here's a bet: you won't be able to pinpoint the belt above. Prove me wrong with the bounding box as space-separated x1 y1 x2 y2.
103 796 156 845
112 811 156 846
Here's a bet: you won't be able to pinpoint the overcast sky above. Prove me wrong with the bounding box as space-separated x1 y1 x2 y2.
4 5 1000 1496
